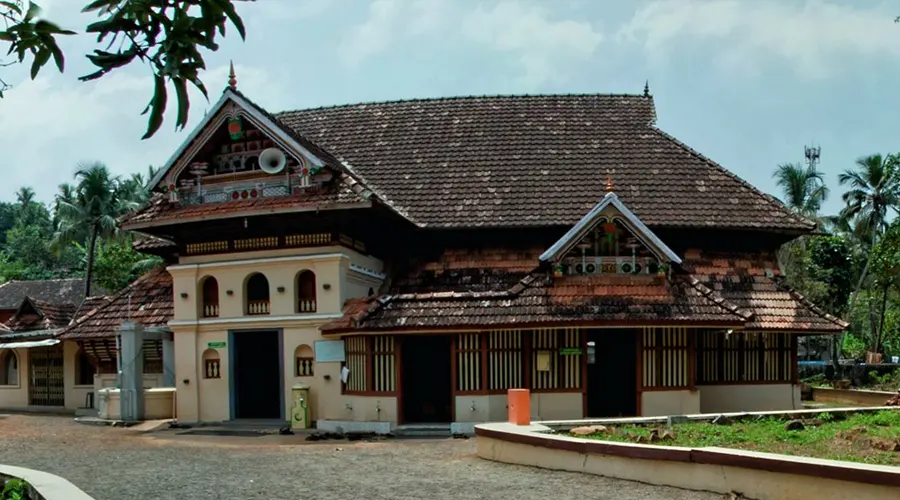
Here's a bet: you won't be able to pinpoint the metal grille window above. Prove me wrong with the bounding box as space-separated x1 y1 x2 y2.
696 331 794 384
641 327 690 388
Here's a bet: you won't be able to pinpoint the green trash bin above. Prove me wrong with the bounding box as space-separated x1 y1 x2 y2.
290 383 310 429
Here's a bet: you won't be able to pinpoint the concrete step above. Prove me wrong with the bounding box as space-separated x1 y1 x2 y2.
393 423 452 438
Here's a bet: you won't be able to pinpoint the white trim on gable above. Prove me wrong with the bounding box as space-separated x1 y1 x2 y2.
148 88 326 190
539 192 682 264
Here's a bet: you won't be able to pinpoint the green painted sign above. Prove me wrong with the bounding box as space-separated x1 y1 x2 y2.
559 348 582 356
208 341 226 349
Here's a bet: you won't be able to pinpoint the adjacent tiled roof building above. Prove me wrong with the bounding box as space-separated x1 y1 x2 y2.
58 267 173 340
0 278 93 310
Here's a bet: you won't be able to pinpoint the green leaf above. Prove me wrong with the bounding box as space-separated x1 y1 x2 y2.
48 39 64 72
0 1 22 15
82 0 120 13
212 0 246 40
24 1 42 22
142 73 167 140
30 48 51 79
173 76 189 130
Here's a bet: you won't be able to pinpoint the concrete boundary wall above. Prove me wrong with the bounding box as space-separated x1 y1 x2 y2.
0 464 93 500
475 422 900 500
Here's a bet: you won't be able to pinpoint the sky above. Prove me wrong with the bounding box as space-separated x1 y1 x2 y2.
0 0 899 217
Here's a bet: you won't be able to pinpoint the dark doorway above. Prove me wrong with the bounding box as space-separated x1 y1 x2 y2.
401 335 452 423
586 329 637 417
231 330 282 420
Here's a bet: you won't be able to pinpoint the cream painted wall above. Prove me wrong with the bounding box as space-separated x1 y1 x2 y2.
0 348 27 408
64 341 92 410
698 384 801 414
169 246 384 322
168 245 384 424
532 392 583 421
641 390 701 417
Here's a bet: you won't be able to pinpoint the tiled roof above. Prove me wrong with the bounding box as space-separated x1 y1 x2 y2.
73 295 112 321
321 273 748 333
0 278 93 310
58 267 173 340
321 244 844 334
682 249 847 332
4 298 78 332
277 94 812 231
132 234 175 252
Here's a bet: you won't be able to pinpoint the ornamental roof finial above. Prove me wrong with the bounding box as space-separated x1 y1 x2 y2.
643 80 650 97
228 60 237 91
605 172 614 193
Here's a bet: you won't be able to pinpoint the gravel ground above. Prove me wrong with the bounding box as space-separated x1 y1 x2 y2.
0 414 725 500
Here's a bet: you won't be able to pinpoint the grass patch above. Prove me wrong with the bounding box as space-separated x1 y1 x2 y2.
576 410 900 466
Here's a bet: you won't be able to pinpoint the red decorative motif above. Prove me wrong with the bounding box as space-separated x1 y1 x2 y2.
250 189 258 198
232 191 239 200
602 222 616 234
300 167 310 177
241 190 249 199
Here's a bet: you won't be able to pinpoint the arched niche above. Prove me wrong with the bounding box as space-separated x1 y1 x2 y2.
202 348 221 379
244 272 270 315
199 275 219 317
296 270 316 313
0 349 18 385
294 344 314 377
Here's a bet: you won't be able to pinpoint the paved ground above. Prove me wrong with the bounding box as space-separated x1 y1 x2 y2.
0 414 726 500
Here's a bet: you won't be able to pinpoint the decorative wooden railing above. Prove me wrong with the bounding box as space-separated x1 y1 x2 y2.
298 300 317 313
247 300 270 315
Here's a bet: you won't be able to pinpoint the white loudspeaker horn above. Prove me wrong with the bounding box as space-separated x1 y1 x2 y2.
258 148 286 174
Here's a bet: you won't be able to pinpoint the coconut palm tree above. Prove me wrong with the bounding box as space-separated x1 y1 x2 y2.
838 153 900 304
52 162 141 296
773 162 829 217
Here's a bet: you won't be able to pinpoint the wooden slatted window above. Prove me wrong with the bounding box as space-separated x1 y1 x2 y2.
530 328 583 391
372 336 396 392
343 336 396 394
696 331 793 383
344 337 368 393
487 330 523 392
455 333 482 393
641 327 690 389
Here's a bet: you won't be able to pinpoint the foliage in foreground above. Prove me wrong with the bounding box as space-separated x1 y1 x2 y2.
0 478 28 500
579 410 900 466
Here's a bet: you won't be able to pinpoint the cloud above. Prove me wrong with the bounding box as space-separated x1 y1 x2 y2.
338 0 603 87
461 1 603 87
0 63 284 203
619 0 900 78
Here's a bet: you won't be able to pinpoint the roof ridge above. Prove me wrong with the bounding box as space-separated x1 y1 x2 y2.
649 126 815 231
275 92 652 115
772 276 849 329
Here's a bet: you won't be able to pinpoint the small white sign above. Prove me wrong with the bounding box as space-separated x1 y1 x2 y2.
314 340 346 363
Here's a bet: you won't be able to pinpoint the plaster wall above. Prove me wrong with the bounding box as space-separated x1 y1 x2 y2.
698 384 801 413
641 390 701 417
0 347 27 408
476 433 900 500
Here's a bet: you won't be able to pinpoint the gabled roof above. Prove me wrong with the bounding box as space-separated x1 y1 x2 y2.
58 267 173 340
0 278 94 310
3 297 77 333
539 191 682 264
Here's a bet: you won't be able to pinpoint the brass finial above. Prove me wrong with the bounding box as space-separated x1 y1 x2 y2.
605 173 614 193
643 80 650 97
228 61 237 91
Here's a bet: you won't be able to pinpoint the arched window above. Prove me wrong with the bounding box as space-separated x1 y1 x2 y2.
200 276 219 318
0 350 18 386
294 344 314 377
245 273 270 315
202 349 221 379
296 270 316 313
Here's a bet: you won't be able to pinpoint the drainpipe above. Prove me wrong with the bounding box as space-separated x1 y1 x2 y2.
193 264 201 421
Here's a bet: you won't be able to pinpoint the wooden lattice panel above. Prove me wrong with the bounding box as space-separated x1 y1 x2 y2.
285 233 331 247
186 241 229 255
234 236 278 251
